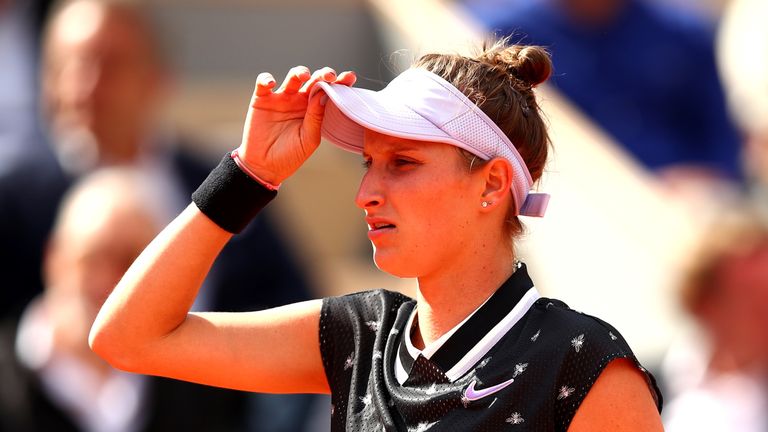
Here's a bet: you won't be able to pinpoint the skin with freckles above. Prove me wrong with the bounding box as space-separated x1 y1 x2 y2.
358 131 478 278
357 130 521 348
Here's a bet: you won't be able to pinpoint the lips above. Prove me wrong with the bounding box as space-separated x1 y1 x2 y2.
369 222 396 230
365 217 396 241
365 217 396 232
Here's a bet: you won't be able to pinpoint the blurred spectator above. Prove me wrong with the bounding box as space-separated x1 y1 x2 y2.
1 0 314 319
0 0 320 429
0 168 253 431
0 0 53 167
463 0 742 183
661 211 768 431
717 0 768 223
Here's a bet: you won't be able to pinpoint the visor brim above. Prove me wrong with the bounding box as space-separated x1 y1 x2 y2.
314 82 466 154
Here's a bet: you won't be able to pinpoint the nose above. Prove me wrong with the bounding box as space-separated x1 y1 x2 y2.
355 168 385 210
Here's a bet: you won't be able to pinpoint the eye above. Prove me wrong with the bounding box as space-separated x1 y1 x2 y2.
361 158 372 169
393 157 418 167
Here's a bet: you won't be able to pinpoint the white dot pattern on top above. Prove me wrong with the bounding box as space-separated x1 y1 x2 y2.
319 287 662 431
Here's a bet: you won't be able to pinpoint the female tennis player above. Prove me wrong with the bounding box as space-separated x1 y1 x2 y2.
90 39 663 431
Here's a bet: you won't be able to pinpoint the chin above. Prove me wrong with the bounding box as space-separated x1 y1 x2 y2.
372 249 421 279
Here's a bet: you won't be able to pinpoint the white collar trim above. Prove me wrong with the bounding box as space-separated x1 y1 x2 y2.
395 287 540 384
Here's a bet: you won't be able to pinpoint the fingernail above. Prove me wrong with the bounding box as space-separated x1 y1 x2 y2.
320 95 328 106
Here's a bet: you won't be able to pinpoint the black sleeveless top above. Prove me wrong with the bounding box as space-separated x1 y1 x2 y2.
319 264 662 431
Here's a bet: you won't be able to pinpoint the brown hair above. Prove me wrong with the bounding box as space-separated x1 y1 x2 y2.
412 37 553 238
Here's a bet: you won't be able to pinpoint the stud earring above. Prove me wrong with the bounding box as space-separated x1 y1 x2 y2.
481 201 490 208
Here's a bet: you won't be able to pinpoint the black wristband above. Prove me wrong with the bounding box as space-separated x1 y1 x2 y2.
192 153 277 234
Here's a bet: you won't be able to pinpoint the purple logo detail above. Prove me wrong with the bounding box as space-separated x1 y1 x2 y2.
462 377 515 403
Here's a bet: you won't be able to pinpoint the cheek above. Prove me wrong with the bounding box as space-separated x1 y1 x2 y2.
371 172 475 277
398 178 474 249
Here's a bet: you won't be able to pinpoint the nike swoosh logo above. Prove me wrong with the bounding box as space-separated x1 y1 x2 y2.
462 377 515 402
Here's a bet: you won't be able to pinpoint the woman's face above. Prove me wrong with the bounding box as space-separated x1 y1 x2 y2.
356 130 483 278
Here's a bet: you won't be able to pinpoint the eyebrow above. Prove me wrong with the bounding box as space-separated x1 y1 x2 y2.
362 144 423 158
389 145 422 152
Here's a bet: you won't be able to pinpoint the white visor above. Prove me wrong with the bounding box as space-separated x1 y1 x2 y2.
312 68 549 217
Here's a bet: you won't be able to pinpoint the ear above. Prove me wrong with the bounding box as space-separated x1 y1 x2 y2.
479 158 513 211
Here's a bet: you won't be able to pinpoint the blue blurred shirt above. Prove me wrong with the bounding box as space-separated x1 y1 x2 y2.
464 0 742 179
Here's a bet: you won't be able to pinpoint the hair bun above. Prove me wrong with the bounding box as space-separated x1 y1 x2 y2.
479 42 553 88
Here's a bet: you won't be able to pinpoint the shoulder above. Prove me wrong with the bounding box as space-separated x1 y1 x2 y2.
319 289 413 389
569 358 664 431
320 289 414 343
524 298 663 423
530 298 632 351
321 289 413 325
529 298 654 381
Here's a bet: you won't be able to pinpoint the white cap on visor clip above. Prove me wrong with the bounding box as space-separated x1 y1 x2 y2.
311 68 550 217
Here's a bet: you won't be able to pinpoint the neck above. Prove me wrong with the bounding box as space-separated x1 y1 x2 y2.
412 241 516 349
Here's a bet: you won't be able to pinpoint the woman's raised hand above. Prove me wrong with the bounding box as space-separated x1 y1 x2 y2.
236 66 356 185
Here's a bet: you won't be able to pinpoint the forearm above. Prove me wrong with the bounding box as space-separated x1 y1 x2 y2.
89 66 351 375
89 203 231 366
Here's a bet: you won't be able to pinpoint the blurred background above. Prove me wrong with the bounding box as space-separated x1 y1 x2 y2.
1 0 767 430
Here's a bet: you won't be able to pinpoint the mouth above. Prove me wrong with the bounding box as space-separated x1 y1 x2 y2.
365 216 397 236
369 222 396 231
